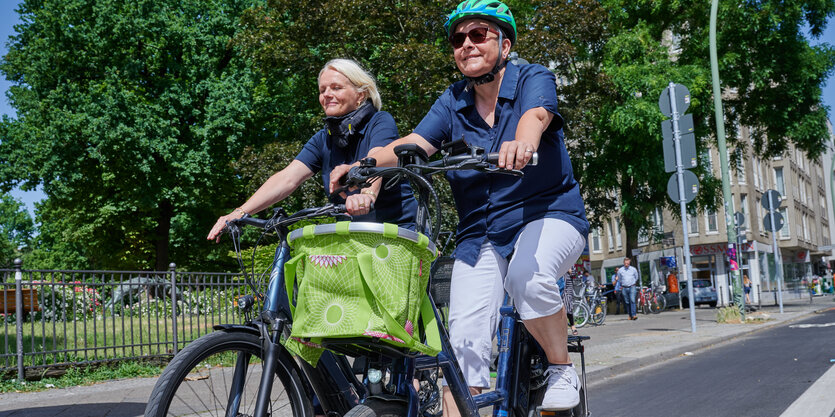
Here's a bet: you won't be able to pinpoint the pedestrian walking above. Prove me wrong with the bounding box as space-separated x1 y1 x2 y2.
743 274 752 304
612 267 624 314
616 257 640 320
559 275 578 336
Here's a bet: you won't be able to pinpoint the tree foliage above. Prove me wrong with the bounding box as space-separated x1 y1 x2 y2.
2 0 833 271
0 0 267 271
0 194 34 268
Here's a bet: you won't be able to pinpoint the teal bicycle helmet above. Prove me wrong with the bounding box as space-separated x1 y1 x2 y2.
445 0 517 46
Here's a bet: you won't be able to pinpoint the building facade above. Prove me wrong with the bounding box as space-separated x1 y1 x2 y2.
589 126 834 306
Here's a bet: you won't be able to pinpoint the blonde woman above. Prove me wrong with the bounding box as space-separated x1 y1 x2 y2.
208 59 417 241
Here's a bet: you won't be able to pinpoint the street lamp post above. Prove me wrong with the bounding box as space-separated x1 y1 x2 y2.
710 0 745 318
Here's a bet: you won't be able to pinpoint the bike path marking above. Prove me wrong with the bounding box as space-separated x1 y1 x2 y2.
779 363 835 417
788 322 835 328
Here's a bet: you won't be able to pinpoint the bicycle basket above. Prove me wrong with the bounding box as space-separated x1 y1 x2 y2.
283 222 441 365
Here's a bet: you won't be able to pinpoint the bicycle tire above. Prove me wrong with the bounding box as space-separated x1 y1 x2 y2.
652 294 666 313
591 300 606 326
144 330 312 417
648 294 661 314
344 398 408 417
572 304 590 328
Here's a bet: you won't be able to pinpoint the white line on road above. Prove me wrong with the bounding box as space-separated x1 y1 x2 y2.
779 363 835 417
788 322 835 328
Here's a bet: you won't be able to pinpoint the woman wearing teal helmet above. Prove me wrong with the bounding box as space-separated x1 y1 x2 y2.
331 1 588 412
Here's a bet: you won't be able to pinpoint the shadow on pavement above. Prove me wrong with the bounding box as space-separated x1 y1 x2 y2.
0 402 145 417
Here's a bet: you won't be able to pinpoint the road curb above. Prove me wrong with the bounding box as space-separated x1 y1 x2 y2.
584 308 821 387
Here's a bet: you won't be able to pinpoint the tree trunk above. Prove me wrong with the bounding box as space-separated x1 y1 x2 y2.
154 199 173 271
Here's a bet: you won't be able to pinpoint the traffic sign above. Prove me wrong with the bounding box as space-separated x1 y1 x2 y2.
761 190 783 211
663 132 697 173
764 211 785 232
667 170 699 204
734 211 745 227
659 83 691 117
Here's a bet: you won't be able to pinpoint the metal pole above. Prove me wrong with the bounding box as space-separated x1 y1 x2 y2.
169 263 179 355
14 258 24 381
768 194 785 313
669 82 697 332
710 0 744 318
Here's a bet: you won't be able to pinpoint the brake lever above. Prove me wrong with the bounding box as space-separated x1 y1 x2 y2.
482 166 525 177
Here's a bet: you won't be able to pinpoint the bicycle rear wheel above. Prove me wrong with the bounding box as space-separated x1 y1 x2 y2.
144 330 312 417
572 304 590 328
591 300 606 326
651 294 666 313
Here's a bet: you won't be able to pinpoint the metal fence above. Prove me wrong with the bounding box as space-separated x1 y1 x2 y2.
1 259 249 381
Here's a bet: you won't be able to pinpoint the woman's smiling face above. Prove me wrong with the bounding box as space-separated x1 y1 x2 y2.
452 19 505 78
318 68 364 117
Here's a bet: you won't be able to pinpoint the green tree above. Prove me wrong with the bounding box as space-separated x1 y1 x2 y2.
0 194 34 268
0 0 269 271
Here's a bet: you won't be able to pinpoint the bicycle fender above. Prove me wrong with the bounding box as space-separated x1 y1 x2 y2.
212 323 261 336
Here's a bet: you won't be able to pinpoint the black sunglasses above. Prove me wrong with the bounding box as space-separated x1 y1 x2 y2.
449 27 500 49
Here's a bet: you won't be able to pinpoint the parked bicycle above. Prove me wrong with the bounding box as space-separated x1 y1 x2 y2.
637 286 665 314
144 142 591 417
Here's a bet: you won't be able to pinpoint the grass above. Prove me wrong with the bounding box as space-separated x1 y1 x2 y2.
0 360 165 393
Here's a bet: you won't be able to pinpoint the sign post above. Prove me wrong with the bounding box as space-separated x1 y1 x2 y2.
660 82 698 333
763 190 786 313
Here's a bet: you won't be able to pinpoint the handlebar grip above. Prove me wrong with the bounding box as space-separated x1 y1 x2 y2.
484 152 538 166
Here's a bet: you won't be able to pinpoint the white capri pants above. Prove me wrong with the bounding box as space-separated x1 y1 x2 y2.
444 218 586 388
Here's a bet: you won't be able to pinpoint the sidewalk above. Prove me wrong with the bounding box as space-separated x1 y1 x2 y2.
0 296 831 417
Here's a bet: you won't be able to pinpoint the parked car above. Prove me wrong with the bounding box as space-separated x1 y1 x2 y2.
679 279 718 308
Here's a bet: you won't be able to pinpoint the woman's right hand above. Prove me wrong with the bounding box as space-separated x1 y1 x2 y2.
207 209 246 243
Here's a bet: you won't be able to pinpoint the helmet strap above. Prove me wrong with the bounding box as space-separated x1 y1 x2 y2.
465 29 508 88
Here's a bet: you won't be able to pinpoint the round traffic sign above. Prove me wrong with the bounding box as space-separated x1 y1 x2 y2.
659 83 691 117
667 170 699 204
764 211 784 232
734 211 745 227
761 190 783 211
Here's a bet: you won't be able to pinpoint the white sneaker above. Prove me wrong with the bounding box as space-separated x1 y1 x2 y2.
540 364 580 410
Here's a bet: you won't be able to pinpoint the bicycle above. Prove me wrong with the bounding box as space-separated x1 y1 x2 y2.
144 141 591 417
637 286 664 314
585 286 609 326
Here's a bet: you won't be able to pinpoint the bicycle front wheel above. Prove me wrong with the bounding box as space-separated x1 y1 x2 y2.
652 294 666 313
144 330 312 417
573 304 590 328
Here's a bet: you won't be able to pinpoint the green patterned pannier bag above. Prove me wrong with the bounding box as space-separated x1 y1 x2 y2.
282 222 441 365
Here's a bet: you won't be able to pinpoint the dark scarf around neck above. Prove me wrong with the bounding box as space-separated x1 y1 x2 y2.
324 102 377 149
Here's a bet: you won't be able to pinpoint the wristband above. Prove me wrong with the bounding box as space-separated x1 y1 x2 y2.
234 207 249 217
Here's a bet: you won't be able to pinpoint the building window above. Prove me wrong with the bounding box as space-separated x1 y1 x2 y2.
821 194 827 213
706 209 718 233
592 228 602 253
607 220 614 251
796 213 803 239
740 194 749 230
824 225 831 246
753 158 760 188
651 208 663 232
736 158 746 184
800 178 807 204
688 213 699 235
756 198 763 235
638 227 649 245
614 217 623 249
774 167 785 196
779 207 790 239
803 214 809 241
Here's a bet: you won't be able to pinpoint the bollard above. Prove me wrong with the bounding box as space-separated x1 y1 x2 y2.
757 284 761 310
14 258 24 382
169 263 179 355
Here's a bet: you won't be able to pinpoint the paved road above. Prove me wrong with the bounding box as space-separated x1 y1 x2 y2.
589 308 835 417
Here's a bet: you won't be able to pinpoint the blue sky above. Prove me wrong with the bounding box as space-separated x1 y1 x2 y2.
4 2 835 219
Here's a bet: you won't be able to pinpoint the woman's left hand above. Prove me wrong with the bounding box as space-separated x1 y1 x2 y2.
498 140 538 170
345 192 376 216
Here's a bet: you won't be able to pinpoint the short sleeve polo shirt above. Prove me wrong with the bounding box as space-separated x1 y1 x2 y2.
413 63 589 266
295 111 417 226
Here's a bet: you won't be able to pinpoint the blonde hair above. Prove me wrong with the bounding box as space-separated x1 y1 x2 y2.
319 59 382 110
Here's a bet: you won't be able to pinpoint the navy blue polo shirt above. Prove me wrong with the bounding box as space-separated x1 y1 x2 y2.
413 63 589 266
295 111 417 227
